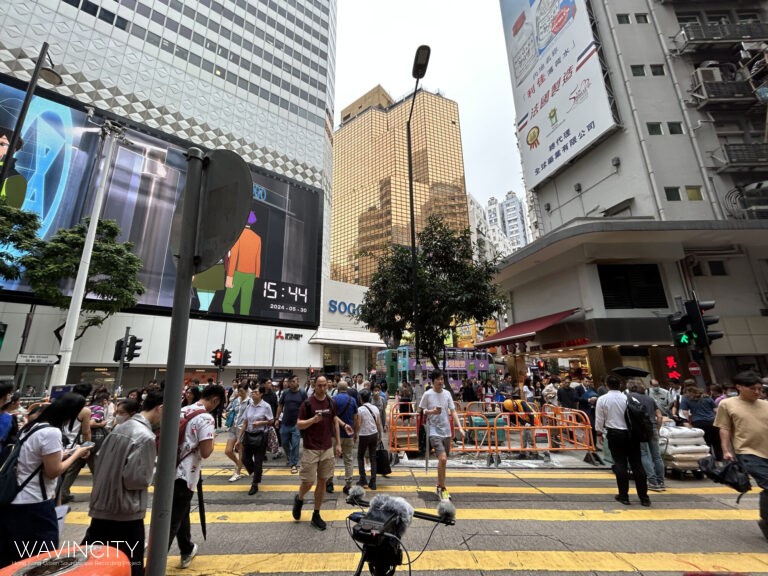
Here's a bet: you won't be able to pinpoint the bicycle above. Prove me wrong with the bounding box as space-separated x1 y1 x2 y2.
345 486 455 576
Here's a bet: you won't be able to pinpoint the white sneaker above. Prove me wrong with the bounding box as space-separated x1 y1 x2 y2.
179 543 198 569
228 473 243 482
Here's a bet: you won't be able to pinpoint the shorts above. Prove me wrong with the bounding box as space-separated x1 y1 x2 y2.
429 436 451 457
299 447 335 483
228 426 241 440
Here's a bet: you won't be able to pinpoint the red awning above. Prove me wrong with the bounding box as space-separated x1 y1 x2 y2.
476 308 579 348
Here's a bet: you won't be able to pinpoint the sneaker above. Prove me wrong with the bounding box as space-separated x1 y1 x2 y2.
311 511 327 531
228 472 243 482
368 481 377 491
614 495 630 506
436 485 452 501
326 481 334 494
758 519 768 541
343 483 351 496
640 497 651 507
292 495 304 521
648 484 665 492
179 543 198 569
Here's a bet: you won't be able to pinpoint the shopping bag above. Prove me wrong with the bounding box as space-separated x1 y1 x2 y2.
267 426 279 454
376 441 392 476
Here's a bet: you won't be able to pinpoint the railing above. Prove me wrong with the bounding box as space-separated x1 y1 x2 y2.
715 143 768 171
388 401 595 457
676 21 768 53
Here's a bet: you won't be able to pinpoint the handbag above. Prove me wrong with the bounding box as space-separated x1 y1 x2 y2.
376 440 392 476
699 455 752 502
267 426 279 453
243 429 265 448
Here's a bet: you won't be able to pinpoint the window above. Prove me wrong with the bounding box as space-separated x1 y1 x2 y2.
664 186 681 201
650 64 665 76
146 31 161 46
114 15 129 30
647 122 663 135
635 13 649 24
686 185 703 201
97 7 115 23
81 0 98 16
708 261 727 276
617 13 630 24
668 122 684 135
188 52 201 67
631 65 646 77
676 13 700 25
598 264 668 309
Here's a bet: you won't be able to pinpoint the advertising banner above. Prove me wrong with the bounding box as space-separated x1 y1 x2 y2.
0 78 322 327
500 0 617 188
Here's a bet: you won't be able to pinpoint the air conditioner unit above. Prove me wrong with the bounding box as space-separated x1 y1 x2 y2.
694 67 723 84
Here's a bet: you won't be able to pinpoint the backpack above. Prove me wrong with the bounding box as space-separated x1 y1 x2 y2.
0 424 50 506
698 455 751 502
177 407 209 466
624 393 653 442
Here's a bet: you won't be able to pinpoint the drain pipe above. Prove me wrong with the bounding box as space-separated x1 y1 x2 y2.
646 0 726 220
598 0 665 220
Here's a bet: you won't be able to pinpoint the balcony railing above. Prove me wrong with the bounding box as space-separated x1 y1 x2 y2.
691 80 756 109
715 143 768 172
675 22 768 53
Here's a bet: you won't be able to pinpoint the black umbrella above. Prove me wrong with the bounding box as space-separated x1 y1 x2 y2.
611 366 650 378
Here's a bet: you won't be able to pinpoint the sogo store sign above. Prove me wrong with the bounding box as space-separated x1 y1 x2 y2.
328 299 360 316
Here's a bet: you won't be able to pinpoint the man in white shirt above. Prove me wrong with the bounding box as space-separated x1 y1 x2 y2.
595 375 650 507
418 370 465 501
169 384 225 569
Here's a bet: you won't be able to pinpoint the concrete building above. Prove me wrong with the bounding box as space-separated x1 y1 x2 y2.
0 0 384 390
331 85 470 286
467 193 496 261
485 0 768 383
487 192 528 251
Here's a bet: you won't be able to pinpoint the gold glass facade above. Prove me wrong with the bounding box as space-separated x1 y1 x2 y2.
331 88 470 286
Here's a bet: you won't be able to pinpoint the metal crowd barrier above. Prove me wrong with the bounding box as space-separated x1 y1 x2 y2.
388 401 595 456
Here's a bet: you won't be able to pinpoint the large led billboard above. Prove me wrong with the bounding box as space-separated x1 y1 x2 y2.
500 0 617 188
0 77 322 327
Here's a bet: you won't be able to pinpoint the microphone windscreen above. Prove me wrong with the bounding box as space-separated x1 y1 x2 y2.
370 495 414 528
437 499 456 522
348 485 366 501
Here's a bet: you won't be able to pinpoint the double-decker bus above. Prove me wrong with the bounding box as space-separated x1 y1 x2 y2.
376 346 495 394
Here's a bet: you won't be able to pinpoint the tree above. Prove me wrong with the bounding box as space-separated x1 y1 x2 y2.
20 218 145 341
358 215 508 370
0 198 40 282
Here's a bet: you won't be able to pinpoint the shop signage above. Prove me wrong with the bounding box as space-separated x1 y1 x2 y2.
530 337 590 352
328 299 360 315
665 355 682 381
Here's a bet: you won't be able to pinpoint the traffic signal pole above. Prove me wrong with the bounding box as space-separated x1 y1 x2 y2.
115 326 131 394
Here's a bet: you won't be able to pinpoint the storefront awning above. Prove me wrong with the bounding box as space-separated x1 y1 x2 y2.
309 328 387 348
476 308 580 348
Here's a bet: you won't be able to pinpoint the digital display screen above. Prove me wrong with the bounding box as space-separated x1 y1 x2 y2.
0 76 323 327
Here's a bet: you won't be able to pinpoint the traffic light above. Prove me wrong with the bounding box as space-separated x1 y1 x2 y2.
126 335 143 361
113 338 125 362
685 299 723 347
222 349 231 367
667 311 694 347
0 322 6 351
212 349 223 367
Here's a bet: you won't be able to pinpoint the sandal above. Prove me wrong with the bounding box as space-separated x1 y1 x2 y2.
290 466 299 474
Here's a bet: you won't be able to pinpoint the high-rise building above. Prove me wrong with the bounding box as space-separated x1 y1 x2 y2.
487 191 527 251
485 0 768 382
0 0 378 388
331 85 470 286
467 193 494 261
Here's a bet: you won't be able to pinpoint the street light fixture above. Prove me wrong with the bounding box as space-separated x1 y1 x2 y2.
407 45 430 385
0 42 62 196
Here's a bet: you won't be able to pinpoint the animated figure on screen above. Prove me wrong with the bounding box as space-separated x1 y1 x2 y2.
222 210 262 315
0 126 28 209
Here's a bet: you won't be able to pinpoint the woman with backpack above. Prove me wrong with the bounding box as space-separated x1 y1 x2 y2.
0 393 92 567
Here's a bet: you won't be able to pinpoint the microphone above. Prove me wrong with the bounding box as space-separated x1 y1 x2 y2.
437 499 456 523
368 494 414 529
347 484 366 505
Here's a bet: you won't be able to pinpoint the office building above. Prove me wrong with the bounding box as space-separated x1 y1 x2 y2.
485 0 768 382
331 85 470 286
0 0 387 388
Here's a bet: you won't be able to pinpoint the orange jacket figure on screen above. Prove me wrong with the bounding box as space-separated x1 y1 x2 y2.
222 211 262 315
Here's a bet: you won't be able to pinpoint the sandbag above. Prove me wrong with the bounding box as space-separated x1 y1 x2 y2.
659 436 706 446
664 453 709 463
663 443 711 455
659 426 704 439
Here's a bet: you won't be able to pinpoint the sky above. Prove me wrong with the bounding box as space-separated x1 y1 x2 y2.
333 0 525 207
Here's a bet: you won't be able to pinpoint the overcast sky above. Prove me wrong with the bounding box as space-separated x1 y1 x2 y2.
333 0 525 207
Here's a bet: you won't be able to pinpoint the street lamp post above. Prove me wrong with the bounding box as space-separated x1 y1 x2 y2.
0 42 62 195
407 45 430 386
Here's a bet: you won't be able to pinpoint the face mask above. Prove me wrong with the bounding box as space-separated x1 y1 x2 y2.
115 414 127 425
141 393 147 400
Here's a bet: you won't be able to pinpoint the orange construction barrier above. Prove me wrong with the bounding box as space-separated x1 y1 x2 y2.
388 402 421 453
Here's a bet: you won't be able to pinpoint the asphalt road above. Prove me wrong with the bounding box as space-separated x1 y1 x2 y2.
59 438 768 576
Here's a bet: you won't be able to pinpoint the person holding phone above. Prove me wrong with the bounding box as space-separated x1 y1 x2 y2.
418 370 465 501
0 393 92 567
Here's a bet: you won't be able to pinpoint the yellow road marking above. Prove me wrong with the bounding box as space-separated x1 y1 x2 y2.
65 507 758 525
70 484 739 495
163 550 768 574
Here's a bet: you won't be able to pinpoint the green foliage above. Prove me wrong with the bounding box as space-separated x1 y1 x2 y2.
20 218 145 339
358 215 507 368
0 198 40 282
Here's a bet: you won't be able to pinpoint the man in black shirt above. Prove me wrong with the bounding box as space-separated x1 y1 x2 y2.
275 376 307 474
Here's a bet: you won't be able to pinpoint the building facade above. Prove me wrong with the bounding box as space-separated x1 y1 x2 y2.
0 0 391 390
331 85 471 286
490 0 768 383
467 193 495 261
